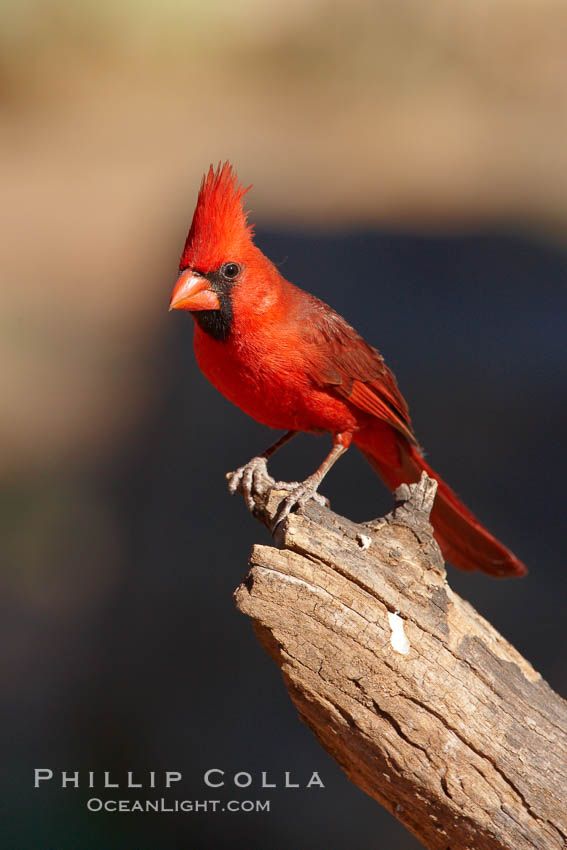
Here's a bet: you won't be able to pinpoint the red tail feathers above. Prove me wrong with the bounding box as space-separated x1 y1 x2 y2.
357 432 526 578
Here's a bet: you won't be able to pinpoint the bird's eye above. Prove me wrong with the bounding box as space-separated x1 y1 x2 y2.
221 262 241 281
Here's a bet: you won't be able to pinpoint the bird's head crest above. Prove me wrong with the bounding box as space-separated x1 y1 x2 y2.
180 162 254 272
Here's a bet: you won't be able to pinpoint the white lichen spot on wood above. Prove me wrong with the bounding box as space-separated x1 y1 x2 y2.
387 612 410 655
356 533 372 550
443 733 458 758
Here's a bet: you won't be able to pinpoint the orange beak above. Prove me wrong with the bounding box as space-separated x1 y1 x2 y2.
169 269 220 312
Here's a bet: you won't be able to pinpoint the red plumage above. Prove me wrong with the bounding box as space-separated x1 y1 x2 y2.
180 163 253 272
170 162 526 578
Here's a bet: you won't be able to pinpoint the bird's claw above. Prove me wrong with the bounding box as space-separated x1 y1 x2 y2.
227 460 330 521
227 456 275 512
272 481 330 509
272 479 329 530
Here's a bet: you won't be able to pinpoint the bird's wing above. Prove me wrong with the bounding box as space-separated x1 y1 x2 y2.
300 298 417 444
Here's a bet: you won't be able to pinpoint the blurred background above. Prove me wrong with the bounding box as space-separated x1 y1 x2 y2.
2 1 567 847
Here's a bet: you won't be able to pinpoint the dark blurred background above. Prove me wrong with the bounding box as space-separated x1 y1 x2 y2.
2 2 567 848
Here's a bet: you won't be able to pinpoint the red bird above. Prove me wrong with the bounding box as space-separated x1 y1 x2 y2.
170 162 526 578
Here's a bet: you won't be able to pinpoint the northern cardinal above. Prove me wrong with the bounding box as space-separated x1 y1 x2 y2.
169 162 526 577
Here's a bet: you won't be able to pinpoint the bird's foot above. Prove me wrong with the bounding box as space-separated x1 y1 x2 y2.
227 459 330 519
272 480 330 507
272 478 330 529
227 456 275 512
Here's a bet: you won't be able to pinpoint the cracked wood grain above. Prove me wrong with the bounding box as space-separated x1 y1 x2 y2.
232 472 567 850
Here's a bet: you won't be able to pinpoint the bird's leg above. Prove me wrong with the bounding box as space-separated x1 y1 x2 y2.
273 433 351 528
227 431 298 511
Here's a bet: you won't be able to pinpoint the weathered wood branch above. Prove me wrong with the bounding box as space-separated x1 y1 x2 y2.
232 472 567 850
